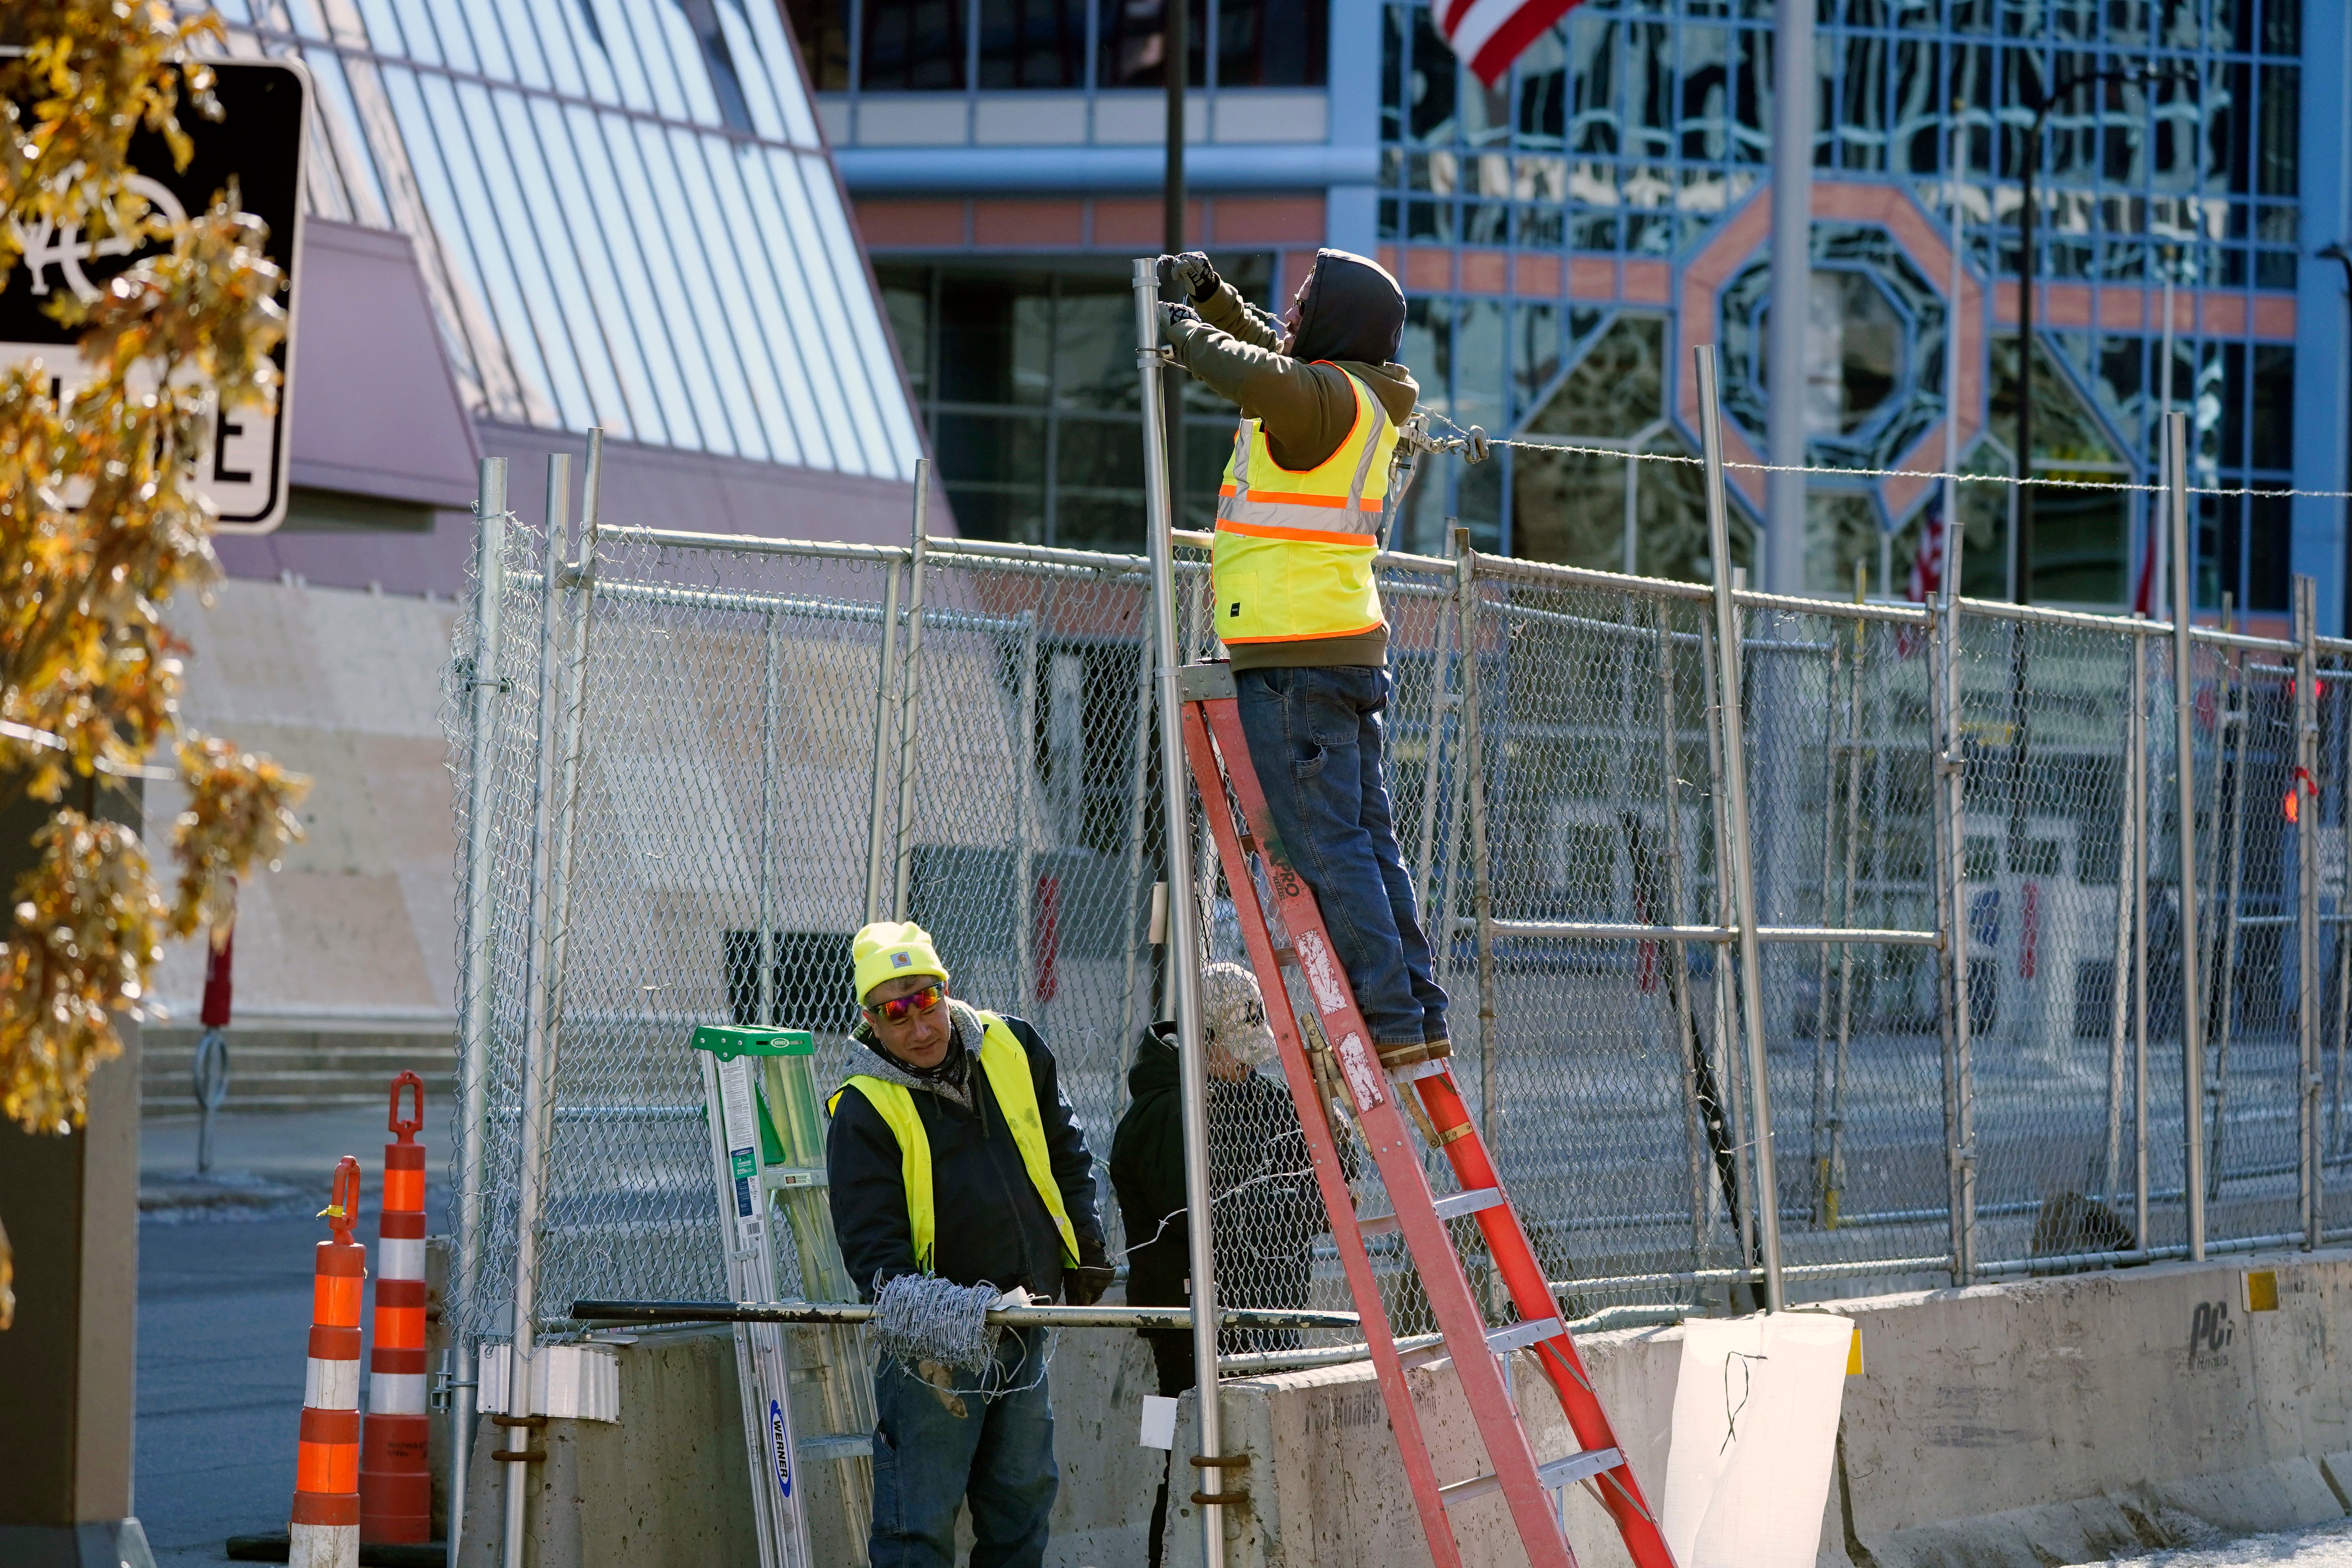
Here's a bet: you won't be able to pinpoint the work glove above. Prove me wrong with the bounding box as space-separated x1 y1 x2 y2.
1064 1243 1116 1307
1159 300 1204 343
1167 250 1222 303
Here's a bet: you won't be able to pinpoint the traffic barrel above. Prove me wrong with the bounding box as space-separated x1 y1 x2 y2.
291 1156 365 1568
361 1073 432 1543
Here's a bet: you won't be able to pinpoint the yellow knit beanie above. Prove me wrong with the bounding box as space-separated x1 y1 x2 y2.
851 920 950 1004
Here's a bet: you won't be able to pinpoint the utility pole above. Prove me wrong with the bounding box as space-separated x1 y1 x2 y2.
2319 243 2352 635
1766 0 1813 595
1163 0 1189 528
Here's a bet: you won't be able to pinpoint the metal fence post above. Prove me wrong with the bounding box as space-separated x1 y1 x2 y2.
1118 618 1158 1052
863 531 908 925
2103 623 2140 1209
1412 532 1460 918
2133 626 2152 1246
892 466 933 921
1454 530 1502 1134
1655 597 1710 1260
1697 610 1759 1294
1694 345 1783 1311
503 433 605 1568
501 451 572 1568
450 456 506 1568
2298 574 2322 1248
1015 610 1040 1010
2168 412 2207 1261
1924 475 1977 1283
1134 255 1225 1568
760 610 782 1027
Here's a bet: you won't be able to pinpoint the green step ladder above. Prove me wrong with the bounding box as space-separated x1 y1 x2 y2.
691 1024 875 1567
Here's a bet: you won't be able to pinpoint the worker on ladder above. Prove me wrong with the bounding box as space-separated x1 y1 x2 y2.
1160 249 1450 1071
826 921 1114 1568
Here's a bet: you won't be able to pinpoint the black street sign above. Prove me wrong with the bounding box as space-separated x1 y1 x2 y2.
2 58 307 532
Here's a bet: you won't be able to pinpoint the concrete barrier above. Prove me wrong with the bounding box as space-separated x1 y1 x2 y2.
452 1248 2352 1567
452 1316 1166 1567
1163 1248 2352 1568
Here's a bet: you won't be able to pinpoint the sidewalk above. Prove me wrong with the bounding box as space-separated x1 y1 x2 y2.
137 1105 457 1567
142 1103 459 1219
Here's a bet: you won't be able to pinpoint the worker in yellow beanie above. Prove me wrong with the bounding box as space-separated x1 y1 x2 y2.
826 919 1111 1566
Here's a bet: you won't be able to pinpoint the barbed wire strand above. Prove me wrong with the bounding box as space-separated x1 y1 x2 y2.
1416 412 2352 499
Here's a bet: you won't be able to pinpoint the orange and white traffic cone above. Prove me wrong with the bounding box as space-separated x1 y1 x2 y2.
361 1073 432 1544
291 1156 365 1568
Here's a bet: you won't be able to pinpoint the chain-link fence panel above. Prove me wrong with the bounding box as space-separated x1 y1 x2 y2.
2317 647 2352 1237
2196 632 2308 1247
443 509 562 1343
443 504 2352 1358
1740 600 1951 1295
1448 561 1746 1323
896 549 1161 1264
1947 611 2150 1271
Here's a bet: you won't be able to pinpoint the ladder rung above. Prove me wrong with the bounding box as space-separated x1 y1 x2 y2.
1356 1210 1400 1237
1430 1187 1506 1223
797 1433 873 1460
1538 1445 1622 1491
1396 1341 1448 1371
1484 1316 1564 1356
1439 1446 1623 1510
1391 1057 1450 1083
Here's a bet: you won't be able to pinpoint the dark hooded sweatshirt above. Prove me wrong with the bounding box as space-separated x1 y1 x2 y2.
1161 249 1418 672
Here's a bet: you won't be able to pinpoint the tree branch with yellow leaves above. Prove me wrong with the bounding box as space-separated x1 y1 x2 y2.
0 2 311 1146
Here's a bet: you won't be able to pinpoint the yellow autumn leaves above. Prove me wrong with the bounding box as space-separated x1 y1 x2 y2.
1 3 312 1136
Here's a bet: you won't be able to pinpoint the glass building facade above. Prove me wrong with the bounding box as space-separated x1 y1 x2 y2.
211 0 924 483
817 0 2351 627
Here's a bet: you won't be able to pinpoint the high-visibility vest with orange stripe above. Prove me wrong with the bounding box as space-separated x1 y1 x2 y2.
1212 365 1399 645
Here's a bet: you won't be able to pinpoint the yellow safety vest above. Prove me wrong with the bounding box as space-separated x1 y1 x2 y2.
1212 366 1399 645
827 1013 1080 1273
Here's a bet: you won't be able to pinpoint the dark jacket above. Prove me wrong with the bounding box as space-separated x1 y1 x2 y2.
826 1004 1106 1303
1108 1022 1347 1317
1163 250 1419 673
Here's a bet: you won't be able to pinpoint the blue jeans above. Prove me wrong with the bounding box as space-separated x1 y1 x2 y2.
1234 665 1447 1047
869 1332 1057 1568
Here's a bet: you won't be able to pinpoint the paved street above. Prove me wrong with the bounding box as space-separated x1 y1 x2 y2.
2063 1520 2352 1568
136 1109 453 1566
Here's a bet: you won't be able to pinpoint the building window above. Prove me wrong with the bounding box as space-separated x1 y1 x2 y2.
878 258 1274 551
789 0 1324 91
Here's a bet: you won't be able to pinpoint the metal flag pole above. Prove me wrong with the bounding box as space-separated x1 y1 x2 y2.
2168 411 2206 1261
1134 255 1224 1568
1695 344 1784 1310
450 456 506 1568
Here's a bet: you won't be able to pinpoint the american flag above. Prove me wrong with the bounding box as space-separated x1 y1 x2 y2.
1436 0 1588 87
1907 495 1944 604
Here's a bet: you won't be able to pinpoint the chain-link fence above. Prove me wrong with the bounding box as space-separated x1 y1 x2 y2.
443 486 2352 1361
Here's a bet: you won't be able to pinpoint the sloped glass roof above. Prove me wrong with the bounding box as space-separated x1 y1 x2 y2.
213 0 924 481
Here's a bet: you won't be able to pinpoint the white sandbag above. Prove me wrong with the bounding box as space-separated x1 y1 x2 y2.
1660 1312 1851 1568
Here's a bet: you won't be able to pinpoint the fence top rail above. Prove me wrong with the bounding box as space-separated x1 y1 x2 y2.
566 524 2319 654
600 524 906 564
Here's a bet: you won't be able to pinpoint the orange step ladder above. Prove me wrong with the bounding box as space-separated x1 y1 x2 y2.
1176 661 1676 1568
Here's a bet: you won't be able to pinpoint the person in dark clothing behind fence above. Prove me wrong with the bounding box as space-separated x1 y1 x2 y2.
1112 961 1358 1378
1111 961 1352 1565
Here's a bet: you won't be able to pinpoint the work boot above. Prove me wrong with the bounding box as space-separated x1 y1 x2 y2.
1377 1036 1451 1070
